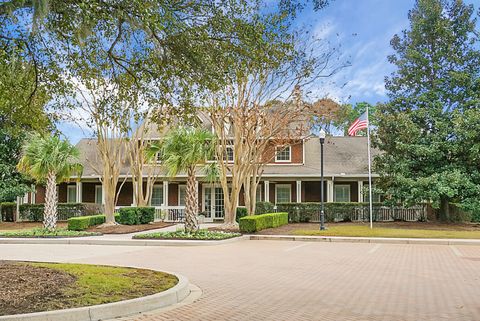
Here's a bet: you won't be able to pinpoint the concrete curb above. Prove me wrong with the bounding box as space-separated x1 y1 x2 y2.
249 234 480 246
0 273 191 321
0 235 248 247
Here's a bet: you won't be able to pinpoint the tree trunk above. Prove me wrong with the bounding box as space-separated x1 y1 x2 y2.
439 196 450 221
184 167 199 233
44 171 58 231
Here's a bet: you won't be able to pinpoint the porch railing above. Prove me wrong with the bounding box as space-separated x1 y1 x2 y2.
115 205 186 222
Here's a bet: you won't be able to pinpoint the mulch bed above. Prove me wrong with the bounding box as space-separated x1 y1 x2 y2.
0 222 68 231
86 222 174 234
0 261 76 316
256 221 480 235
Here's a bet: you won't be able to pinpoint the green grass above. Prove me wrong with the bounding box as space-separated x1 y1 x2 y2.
30 262 178 307
293 225 480 239
134 229 241 240
0 228 101 238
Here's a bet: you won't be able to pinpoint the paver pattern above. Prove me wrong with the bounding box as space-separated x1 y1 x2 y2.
1 240 479 320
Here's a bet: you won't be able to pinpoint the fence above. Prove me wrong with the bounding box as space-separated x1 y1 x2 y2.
275 202 427 223
115 205 186 222
19 203 102 222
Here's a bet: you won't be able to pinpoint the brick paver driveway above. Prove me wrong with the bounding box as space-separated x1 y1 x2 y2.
1 240 479 320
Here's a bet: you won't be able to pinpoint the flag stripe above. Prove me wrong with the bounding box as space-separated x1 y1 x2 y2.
348 112 368 136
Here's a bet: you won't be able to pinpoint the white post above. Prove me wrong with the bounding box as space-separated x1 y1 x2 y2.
76 182 82 203
296 181 302 203
16 196 21 222
31 184 36 204
367 106 373 229
264 181 270 203
163 181 169 207
101 183 106 205
358 181 364 203
327 180 334 202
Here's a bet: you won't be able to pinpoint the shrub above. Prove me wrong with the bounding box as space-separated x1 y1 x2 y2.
137 207 155 224
0 202 16 222
255 202 275 215
236 207 248 222
68 213 120 231
117 207 155 225
19 203 102 222
239 212 288 233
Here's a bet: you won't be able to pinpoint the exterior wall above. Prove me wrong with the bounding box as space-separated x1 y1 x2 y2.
265 140 303 164
303 181 327 202
168 183 178 206
117 182 133 206
82 183 97 203
35 185 46 204
58 183 68 203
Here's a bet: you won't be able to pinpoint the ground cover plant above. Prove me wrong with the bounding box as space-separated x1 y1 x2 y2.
133 229 241 240
0 228 100 238
0 261 178 316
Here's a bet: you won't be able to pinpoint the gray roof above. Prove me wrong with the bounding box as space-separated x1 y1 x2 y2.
76 136 378 180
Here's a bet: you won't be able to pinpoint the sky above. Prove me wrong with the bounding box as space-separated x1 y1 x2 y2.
60 0 477 144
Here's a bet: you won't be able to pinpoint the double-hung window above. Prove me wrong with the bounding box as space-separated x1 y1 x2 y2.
67 185 77 203
275 184 291 203
151 185 164 206
275 145 291 162
334 185 351 202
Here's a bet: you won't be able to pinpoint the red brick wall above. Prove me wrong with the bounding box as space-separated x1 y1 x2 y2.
35 185 46 203
168 183 178 206
117 182 133 206
265 140 303 164
303 181 326 202
82 183 97 203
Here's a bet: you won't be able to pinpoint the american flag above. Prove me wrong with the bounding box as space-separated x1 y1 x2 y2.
348 112 368 136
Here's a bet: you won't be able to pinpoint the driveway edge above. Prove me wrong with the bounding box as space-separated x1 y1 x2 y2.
0 273 190 321
249 234 480 246
0 235 248 247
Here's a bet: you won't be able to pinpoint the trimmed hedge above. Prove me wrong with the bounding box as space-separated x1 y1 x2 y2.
68 213 120 231
0 202 16 222
19 203 102 222
117 207 155 225
255 202 275 215
236 207 248 223
239 212 289 233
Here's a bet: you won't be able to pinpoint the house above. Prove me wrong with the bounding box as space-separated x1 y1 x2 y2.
22 128 381 222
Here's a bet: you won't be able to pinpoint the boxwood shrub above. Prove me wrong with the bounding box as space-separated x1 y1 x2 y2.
68 213 120 231
0 202 16 222
236 207 248 223
19 203 102 222
117 207 155 225
239 212 288 233
255 202 275 215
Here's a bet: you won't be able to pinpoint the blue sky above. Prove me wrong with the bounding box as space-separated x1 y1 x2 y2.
61 0 477 143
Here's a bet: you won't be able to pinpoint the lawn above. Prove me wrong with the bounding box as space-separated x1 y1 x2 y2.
0 261 178 316
0 228 101 238
293 225 480 239
134 229 241 240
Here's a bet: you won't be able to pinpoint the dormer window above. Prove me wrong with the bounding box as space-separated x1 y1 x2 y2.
275 145 291 162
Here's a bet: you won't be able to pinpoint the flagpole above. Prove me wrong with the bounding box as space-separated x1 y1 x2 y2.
366 106 373 229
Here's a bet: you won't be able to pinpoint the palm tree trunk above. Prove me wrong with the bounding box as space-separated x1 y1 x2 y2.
44 171 58 230
185 167 199 233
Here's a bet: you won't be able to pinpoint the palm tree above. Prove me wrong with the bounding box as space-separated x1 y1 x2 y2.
150 127 216 233
17 134 83 231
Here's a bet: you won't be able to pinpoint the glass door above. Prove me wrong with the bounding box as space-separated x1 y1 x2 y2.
203 187 213 222
214 187 225 219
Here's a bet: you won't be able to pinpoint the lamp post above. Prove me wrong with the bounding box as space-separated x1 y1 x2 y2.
319 129 326 230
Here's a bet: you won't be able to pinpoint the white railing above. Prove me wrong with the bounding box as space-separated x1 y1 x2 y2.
115 205 186 222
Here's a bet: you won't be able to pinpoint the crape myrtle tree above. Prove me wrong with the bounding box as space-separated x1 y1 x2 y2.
17 134 82 230
374 0 480 220
206 12 348 225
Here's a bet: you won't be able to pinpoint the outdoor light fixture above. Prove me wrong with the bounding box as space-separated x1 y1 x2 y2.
319 129 326 230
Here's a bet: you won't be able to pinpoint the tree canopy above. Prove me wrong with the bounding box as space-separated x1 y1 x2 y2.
374 0 480 219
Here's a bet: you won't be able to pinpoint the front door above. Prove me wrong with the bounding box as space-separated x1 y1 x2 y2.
203 185 225 222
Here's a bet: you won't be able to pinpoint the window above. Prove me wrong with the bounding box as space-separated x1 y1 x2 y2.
67 185 77 203
179 185 186 206
95 185 103 204
334 185 350 202
275 184 291 203
363 184 381 203
275 145 291 162
223 146 234 162
151 185 164 206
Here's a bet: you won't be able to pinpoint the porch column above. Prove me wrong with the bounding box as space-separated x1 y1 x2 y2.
101 183 105 205
264 181 270 203
16 196 21 222
31 184 36 204
327 180 334 202
132 184 136 206
296 180 302 203
358 181 364 203
76 182 82 203
163 181 169 207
